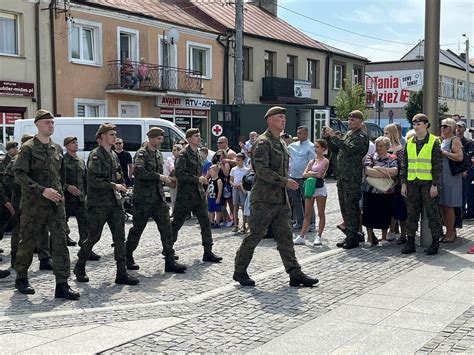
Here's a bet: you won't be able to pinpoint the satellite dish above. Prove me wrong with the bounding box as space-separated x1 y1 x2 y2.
166 28 180 45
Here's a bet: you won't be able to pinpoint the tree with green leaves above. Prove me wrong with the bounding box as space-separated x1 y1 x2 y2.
404 89 449 125
334 78 368 120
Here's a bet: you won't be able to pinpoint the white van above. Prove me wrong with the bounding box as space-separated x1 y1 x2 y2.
14 117 189 173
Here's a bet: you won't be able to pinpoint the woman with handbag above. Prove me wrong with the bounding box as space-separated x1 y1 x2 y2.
439 118 464 242
293 139 329 246
362 137 398 246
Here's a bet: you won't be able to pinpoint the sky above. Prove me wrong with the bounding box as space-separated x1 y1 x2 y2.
275 0 473 62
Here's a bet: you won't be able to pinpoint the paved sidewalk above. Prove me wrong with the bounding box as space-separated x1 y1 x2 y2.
0 181 472 354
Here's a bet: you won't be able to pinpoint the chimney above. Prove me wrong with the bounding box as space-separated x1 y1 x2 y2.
253 0 277 16
459 52 466 60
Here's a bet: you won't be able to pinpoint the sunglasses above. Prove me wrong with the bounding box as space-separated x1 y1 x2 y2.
217 141 225 144
115 142 123 145
440 124 449 129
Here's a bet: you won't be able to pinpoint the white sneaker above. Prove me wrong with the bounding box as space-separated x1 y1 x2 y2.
293 235 306 245
313 236 322 246
225 221 234 228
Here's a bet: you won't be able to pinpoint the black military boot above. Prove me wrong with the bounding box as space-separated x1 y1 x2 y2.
162 251 179 260
15 278 35 294
66 236 77 247
233 271 255 286
10 253 16 269
165 258 187 273
115 271 139 285
126 253 140 270
336 238 347 248
401 236 416 254
0 269 10 279
55 282 80 300
357 232 366 243
203 251 223 263
73 261 89 282
425 238 439 255
39 258 53 270
289 272 319 287
88 251 101 261
342 234 359 249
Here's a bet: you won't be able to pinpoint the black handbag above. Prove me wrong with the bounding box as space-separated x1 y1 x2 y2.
448 139 471 176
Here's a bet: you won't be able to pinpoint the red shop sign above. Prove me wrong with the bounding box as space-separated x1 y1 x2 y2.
192 109 208 117
160 108 174 115
0 81 34 97
175 109 191 116
0 112 23 124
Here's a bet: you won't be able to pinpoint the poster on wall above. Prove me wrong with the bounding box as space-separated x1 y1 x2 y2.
365 70 423 108
294 80 311 98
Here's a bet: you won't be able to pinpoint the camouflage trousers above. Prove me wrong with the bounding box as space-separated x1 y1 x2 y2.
234 202 301 276
337 179 362 239
78 205 126 264
126 200 174 258
14 204 70 282
65 201 88 245
406 181 443 239
171 193 213 251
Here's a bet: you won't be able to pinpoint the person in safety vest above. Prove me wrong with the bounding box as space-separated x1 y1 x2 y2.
400 113 443 255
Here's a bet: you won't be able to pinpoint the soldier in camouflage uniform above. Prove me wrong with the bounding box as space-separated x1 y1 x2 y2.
125 127 186 273
400 113 443 255
233 107 318 287
0 176 12 278
324 110 369 249
63 136 100 261
73 123 138 286
171 128 222 263
6 134 52 270
0 141 18 238
12 109 79 299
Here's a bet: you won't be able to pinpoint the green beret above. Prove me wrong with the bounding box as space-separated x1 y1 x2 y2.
185 128 200 139
34 109 54 123
349 110 364 120
147 127 164 138
6 141 18 150
264 106 286 119
63 136 77 146
21 134 34 144
95 123 117 139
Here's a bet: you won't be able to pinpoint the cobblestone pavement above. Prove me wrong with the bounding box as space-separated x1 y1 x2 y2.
0 180 472 353
417 306 474 354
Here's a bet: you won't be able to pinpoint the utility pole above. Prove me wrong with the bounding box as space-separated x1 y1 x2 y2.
462 34 470 127
234 0 244 104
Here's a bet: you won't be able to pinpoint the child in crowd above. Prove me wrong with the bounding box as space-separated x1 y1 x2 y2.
230 153 249 233
207 165 223 228
200 147 212 176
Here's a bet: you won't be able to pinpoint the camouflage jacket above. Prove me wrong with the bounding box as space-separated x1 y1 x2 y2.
251 129 289 205
13 137 65 207
64 152 87 203
86 145 124 207
327 128 369 184
175 145 205 199
132 144 166 204
2 157 19 204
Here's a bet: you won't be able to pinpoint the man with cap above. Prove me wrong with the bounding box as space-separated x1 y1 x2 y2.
233 106 318 287
12 109 79 299
63 136 101 261
171 128 222 263
6 134 52 270
73 123 139 286
0 140 19 238
323 110 369 249
125 127 187 273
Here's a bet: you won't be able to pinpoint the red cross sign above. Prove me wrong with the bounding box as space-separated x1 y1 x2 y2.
212 124 223 137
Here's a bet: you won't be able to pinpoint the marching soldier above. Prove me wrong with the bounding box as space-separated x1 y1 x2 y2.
73 123 138 286
0 140 19 238
63 136 100 261
324 110 369 249
12 109 79 299
171 128 222 264
233 106 318 287
125 127 186 273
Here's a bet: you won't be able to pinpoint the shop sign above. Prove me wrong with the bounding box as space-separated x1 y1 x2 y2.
158 96 216 109
294 80 311 98
0 81 34 97
175 109 192 116
0 112 23 124
192 109 208 117
365 70 423 108
160 108 174 115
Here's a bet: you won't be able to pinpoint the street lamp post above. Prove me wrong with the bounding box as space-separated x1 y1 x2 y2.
462 34 471 127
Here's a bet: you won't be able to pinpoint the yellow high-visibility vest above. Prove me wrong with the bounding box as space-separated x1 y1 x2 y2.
407 133 436 181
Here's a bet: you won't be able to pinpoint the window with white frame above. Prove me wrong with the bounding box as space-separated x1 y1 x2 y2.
118 27 139 62
74 99 107 117
307 59 320 88
457 79 466 100
0 12 19 55
187 42 212 79
352 67 362 85
333 64 344 89
118 101 141 118
70 19 102 65
441 76 455 98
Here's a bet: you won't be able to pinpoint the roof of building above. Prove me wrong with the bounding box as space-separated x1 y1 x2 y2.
323 43 368 62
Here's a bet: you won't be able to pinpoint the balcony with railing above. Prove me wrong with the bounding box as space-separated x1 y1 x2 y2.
106 60 203 95
260 77 316 104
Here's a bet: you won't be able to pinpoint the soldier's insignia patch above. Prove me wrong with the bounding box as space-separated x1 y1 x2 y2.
92 155 98 160
137 152 144 157
258 140 266 145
